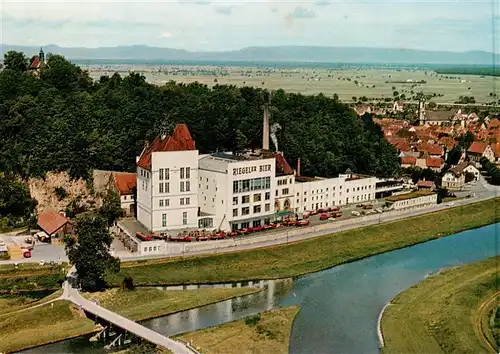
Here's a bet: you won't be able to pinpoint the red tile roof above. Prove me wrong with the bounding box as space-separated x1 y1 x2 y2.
114 173 136 195
274 153 294 175
426 157 444 168
137 124 196 170
37 212 70 236
467 141 488 154
400 156 416 165
395 141 410 152
488 119 500 129
490 143 500 158
417 180 434 188
29 56 40 69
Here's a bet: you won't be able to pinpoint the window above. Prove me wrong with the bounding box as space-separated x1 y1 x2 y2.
159 199 164 207
242 195 250 204
253 205 261 213
265 203 270 211
265 192 270 200
233 208 238 217
186 197 190 205
241 222 250 229
183 212 188 225
282 188 289 195
233 181 238 193
180 198 185 205
186 167 190 179
233 197 238 205
252 220 261 227
159 168 164 180
165 168 170 180
165 199 170 206
180 181 185 192
165 182 170 193
180 167 185 179
162 213 167 227
242 207 250 215
186 181 190 192
159 183 164 193
275 190 278 196
198 218 213 228
254 194 261 202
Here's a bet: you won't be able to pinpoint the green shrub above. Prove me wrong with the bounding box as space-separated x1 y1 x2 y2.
244 314 261 327
54 187 68 200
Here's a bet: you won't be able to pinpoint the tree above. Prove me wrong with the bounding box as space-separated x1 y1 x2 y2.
458 131 475 150
3 51 29 72
65 212 120 291
446 146 462 166
99 188 123 226
0 173 38 227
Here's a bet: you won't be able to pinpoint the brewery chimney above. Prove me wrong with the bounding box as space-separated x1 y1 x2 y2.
296 158 301 177
263 106 270 151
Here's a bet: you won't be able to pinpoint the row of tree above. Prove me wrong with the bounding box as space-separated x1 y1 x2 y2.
1 51 401 181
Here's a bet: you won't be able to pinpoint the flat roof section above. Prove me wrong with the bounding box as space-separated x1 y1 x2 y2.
385 190 435 202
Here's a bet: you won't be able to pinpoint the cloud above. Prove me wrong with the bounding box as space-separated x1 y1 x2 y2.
288 6 316 19
178 0 211 5
159 31 173 39
214 6 235 16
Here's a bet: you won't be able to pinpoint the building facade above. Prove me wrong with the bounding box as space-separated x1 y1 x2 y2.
135 122 380 233
385 192 437 211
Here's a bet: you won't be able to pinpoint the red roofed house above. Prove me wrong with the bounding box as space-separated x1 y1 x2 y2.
425 157 445 172
416 180 436 190
467 141 495 164
114 172 137 216
400 156 417 168
37 211 73 244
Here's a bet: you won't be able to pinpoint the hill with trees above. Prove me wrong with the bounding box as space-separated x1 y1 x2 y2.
0 51 400 183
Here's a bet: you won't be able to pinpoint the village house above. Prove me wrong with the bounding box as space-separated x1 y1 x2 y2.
442 162 480 190
400 156 417 168
392 100 404 112
467 141 495 164
416 180 436 190
425 157 444 172
37 211 73 245
114 172 137 217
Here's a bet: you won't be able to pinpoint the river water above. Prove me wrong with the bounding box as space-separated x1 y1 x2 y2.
20 223 499 354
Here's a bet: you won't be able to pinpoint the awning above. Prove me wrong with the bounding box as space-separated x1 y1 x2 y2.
275 210 294 217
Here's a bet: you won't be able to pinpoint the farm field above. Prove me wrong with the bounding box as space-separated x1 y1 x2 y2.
86 64 500 104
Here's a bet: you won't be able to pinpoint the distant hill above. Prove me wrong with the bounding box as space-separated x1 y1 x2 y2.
1 44 499 65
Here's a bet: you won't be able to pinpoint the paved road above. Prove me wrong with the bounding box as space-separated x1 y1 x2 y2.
1 178 498 265
117 177 500 262
64 268 195 354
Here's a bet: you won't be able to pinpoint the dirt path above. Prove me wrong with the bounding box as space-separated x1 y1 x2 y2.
473 291 500 354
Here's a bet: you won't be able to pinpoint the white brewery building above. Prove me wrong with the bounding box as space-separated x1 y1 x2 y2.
135 110 378 234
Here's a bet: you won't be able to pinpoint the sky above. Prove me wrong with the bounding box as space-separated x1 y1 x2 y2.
1 0 499 53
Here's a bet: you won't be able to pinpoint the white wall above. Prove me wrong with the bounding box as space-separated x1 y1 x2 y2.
150 150 199 232
136 166 152 230
198 169 228 230
391 194 437 210
275 175 295 211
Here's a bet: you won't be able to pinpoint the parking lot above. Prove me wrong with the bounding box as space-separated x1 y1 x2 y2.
0 232 68 264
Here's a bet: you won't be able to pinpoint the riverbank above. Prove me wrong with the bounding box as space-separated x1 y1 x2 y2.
176 306 300 354
380 256 500 354
107 198 500 285
0 287 260 353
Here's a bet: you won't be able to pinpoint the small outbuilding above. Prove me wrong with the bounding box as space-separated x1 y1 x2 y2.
37 211 73 244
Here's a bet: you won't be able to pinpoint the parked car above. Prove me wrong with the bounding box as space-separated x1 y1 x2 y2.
295 219 310 226
319 213 330 221
351 211 361 217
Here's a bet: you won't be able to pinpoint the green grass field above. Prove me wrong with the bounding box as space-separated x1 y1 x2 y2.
88 66 500 104
107 198 500 286
177 306 300 354
381 256 500 354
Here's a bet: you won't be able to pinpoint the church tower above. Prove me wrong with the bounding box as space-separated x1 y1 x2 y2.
39 48 45 63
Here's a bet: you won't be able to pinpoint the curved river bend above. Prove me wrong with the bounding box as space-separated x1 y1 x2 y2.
21 223 499 354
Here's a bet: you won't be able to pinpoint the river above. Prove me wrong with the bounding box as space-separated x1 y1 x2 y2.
20 223 499 354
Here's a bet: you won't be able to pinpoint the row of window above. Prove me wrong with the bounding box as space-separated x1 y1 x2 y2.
276 188 290 196
158 167 191 181
158 181 191 194
277 178 293 186
140 169 150 179
232 192 271 205
162 212 188 227
296 184 373 196
233 203 271 217
158 198 192 207
233 177 271 194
